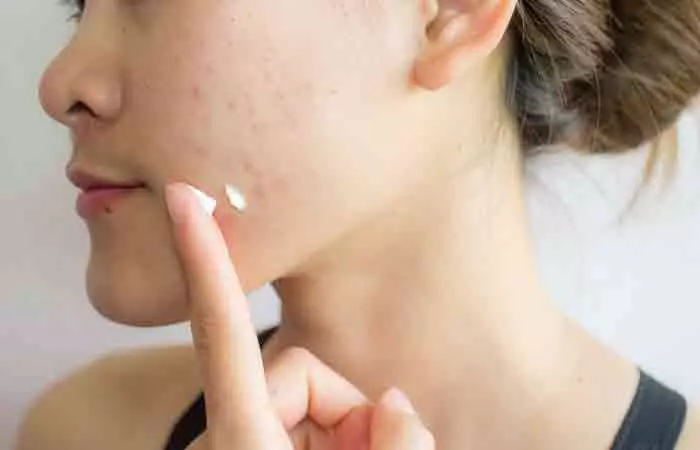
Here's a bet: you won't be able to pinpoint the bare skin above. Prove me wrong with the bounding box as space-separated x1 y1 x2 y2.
15 340 700 450
16 173 700 450
16 0 700 448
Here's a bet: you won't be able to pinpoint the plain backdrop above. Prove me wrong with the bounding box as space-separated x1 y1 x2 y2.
2 2 699 449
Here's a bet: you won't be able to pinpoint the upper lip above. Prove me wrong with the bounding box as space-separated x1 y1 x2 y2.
66 165 145 192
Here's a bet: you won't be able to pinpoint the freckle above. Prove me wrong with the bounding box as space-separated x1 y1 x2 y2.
226 100 236 111
242 160 256 176
105 206 113 214
250 183 264 201
192 86 201 99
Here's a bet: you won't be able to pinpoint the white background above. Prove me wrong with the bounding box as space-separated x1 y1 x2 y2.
1 2 699 448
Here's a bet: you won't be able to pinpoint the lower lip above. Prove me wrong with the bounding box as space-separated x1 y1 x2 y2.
76 187 142 219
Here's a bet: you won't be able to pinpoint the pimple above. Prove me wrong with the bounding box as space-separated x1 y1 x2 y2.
249 181 266 203
241 159 259 177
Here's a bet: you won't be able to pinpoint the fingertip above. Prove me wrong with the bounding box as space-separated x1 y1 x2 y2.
379 387 417 416
372 391 435 450
187 184 217 216
165 182 217 224
164 182 189 225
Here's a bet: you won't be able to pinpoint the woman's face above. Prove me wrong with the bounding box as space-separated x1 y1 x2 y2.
39 0 448 325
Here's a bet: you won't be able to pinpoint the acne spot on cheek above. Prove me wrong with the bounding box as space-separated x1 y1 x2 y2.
252 170 293 207
238 158 268 204
194 145 209 157
241 159 259 178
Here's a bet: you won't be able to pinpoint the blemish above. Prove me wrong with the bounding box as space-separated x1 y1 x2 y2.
241 159 256 176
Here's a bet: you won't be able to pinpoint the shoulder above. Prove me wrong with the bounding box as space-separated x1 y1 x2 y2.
677 406 700 450
15 345 202 450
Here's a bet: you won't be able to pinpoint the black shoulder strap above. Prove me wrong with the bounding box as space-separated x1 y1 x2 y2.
163 326 279 450
611 370 688 450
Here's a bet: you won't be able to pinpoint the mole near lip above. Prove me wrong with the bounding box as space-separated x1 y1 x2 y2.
76 186 142 219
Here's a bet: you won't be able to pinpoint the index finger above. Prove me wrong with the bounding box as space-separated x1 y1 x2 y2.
164 182 273 433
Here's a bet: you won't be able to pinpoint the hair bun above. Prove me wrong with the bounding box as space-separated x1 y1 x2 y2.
508 0 700 152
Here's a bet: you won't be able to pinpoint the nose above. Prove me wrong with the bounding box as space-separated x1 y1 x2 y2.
38 24 124 132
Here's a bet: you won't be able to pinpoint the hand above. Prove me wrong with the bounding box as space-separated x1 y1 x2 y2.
164 182 436 450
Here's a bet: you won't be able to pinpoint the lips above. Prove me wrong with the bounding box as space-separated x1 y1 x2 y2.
66 166 145 192
66 165 146 219
76 187 142 219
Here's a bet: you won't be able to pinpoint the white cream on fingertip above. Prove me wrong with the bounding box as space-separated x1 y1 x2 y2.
225 183 247 213
186 185 217 216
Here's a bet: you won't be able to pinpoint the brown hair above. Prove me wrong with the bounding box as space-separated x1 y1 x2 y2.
507 0 700 153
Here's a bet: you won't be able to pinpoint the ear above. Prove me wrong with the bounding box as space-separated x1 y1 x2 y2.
412 0 517 91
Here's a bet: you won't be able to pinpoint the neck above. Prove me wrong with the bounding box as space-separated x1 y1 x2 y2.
269 140 638 449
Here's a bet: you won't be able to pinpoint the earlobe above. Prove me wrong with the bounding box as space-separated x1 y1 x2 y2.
412 0 517 91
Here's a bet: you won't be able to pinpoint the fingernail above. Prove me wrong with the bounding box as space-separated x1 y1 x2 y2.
165 184 186 223
165 183 217 223
225 183 247 213
380 387 417 415
187 184 217 216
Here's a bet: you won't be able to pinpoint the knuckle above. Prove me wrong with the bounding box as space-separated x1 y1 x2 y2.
190 314 230 357
384 407 436 447
279 346 316 366
191 312 223 336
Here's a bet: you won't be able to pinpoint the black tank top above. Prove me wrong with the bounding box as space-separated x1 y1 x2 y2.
162 327 688 450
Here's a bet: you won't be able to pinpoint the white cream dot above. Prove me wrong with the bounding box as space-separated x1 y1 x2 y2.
225 184 247 212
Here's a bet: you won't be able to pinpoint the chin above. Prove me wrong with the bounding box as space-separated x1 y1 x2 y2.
85 253 190 328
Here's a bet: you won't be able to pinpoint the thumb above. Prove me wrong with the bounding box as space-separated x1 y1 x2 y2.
370 388 436 450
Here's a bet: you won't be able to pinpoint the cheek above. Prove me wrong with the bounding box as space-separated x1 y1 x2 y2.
126 14 319 178
119 0 421 278
126 12 366 207
127 0 406 152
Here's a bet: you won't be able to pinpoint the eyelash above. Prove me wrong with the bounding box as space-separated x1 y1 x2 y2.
59 0 85 21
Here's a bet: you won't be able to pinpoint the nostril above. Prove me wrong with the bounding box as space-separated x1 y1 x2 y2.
67 101 94 117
